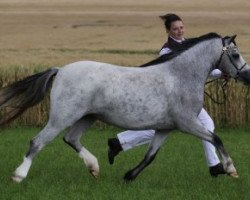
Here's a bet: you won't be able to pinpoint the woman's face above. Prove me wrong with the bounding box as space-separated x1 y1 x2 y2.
168 20 185 40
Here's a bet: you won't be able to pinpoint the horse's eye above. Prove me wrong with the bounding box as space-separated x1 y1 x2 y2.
232 53 240 59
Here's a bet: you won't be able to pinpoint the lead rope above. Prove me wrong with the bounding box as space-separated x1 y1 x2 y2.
205 78 229 104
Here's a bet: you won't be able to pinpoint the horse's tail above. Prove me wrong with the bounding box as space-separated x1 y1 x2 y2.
0 67 59 126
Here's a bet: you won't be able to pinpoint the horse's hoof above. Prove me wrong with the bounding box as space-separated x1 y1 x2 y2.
12 174 24 183
123 171 135 183
89 170 99 179
228 171 239 178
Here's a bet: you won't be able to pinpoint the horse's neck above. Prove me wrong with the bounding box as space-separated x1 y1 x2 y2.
166 39 222 84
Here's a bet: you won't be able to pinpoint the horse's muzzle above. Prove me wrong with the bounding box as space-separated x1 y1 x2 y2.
238 66 250 85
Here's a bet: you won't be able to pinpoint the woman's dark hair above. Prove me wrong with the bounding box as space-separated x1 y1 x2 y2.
159 13 182 30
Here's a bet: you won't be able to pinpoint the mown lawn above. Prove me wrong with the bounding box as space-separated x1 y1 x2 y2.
0 126 249 200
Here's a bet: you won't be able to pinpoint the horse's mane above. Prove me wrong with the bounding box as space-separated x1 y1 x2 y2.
139 32 222 67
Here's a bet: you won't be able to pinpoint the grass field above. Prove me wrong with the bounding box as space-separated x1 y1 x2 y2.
0 126 249 199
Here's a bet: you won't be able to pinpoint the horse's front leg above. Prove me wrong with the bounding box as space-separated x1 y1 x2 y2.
180 118 238 178
212 134 238 177
123 130 170 182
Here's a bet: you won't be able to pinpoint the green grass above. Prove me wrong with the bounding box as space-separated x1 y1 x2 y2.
0 126 249 200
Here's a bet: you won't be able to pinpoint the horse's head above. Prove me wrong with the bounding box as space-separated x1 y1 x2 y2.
217 35 250 85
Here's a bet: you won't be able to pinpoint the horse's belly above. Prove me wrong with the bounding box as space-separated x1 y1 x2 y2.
95 112 173 130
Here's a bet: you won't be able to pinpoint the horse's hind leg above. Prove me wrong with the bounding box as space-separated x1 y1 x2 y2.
124 130 169 182
63 116 99 178
12 122 64 182
180 118 238 178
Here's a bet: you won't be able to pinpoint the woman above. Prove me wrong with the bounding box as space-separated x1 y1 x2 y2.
108 13 226 177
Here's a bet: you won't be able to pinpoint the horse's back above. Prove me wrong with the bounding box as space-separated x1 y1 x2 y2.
61 60 127 74
49 61 174 129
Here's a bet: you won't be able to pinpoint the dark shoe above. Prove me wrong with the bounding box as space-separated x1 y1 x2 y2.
108 138 122 165
209 163 226 177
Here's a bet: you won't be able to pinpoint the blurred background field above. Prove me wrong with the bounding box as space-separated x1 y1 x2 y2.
0 0 250 127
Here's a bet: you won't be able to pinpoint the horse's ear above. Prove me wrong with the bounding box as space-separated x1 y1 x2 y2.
223 35 237 45
229 35 237 44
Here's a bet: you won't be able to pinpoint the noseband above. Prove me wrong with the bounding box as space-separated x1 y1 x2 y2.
216 39 247 79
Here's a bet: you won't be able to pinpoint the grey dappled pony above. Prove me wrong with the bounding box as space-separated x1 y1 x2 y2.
0 33 250 183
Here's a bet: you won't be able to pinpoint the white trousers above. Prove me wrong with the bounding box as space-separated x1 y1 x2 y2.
117 108 220 167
